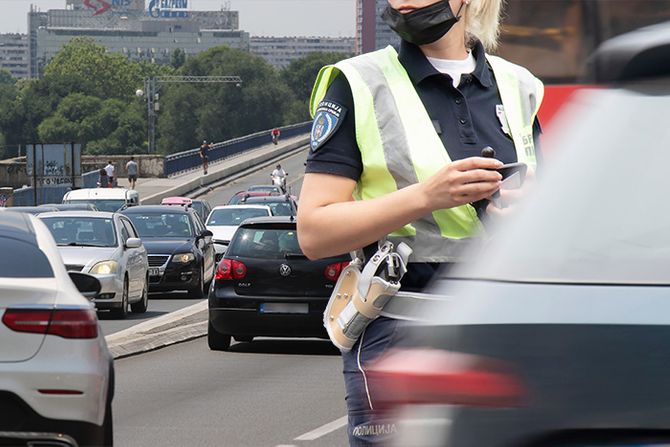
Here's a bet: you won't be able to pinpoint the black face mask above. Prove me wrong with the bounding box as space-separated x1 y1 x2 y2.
382 1 464 46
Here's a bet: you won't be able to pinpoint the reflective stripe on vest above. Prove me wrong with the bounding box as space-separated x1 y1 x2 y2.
310 46 544 262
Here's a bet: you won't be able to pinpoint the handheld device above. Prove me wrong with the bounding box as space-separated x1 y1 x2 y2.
498 162 528 182
481 147 527 184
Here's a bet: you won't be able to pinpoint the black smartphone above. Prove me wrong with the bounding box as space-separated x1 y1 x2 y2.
497 162 527 183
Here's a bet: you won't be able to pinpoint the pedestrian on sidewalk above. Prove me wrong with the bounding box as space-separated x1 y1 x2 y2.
97 168 109 188
200 140 210 175
271 127 281 145
126 156 138 190
104 160 115 188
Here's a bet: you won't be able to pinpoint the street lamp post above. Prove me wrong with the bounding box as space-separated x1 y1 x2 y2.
137 76 243 154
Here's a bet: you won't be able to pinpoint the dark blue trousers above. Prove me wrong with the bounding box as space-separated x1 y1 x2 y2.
342 316 402 446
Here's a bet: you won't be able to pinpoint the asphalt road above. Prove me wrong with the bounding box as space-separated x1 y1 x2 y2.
113 337 349 447
98 148 309 336
198 147 308 208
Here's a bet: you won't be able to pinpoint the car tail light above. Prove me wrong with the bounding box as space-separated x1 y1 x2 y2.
216 259 247 280
2 309 98 339
367 348 526 409
324 261 350 282
232 260 247 279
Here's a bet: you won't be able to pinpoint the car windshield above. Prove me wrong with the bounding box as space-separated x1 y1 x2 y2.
126 213 193 238
207 208 269 226
228 227 303 259
192 202 205 218
66 199 126 213
0 237 54 278
454 87 670 285
41 217 118 248
265 202 294 216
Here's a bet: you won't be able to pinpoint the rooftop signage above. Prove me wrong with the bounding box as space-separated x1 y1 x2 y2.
148 0 189 18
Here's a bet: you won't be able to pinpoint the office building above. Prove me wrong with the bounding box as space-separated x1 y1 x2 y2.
251 36 355 68
355 0 398 54
28 1 247 77
0 34 30 78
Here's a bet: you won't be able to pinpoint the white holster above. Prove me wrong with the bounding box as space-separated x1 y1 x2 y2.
323 241 412 352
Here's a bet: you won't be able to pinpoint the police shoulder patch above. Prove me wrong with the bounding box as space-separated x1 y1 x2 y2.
310 100 347 152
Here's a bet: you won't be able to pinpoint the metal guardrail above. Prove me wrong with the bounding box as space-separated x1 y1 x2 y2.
12 185 72 206
82 169 99 188
164 122 312 177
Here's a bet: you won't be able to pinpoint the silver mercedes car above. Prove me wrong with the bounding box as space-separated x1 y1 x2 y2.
39 211 149 319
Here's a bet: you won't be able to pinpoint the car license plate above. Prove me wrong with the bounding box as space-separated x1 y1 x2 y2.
149 267 161 276
260 303 308 314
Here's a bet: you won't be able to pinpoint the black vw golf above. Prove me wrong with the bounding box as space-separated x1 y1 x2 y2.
208 216 349 350
122 205 215 298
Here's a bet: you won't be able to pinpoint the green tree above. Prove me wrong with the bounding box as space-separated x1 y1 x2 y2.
281 52 350 121
36 93 145 154
171 48 186 69
0 69 14 86
0 70 20 145
157 46 291 154
44 37 143 100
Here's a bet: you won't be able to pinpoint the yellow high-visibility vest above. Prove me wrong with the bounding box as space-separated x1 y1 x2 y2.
310 46 544 262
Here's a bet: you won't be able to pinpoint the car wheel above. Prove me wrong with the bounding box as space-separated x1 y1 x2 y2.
189 267 205 299
234 335 253 343
112 277 129 319
102 398 113 446
208 320 231 351
130 277 148 313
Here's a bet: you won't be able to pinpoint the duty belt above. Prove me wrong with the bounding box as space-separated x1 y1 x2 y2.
323 240 413 352
378 291 444 321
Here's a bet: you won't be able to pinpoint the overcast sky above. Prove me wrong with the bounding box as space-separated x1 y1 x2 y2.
0 0 357 36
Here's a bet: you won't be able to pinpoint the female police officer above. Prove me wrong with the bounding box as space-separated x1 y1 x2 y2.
298 0 543 444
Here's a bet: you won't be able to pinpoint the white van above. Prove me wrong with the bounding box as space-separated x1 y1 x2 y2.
62 188 140 213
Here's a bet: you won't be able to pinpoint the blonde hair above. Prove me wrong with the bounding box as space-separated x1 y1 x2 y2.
464 0 504 51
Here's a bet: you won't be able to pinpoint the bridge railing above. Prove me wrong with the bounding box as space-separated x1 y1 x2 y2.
164 122 311 177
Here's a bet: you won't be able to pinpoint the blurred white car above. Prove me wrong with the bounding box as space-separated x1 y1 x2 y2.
40 211 149 319
0 212 114 446
205 205 271 261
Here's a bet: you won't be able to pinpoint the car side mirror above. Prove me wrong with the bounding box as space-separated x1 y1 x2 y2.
125 238 142 249
69 272 101 300
200 229 213 244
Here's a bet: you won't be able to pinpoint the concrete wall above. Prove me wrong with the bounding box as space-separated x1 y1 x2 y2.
0 158 29 189
0 154 165 189
82 155 165 179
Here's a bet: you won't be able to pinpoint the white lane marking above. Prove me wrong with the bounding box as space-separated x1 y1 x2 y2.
294 416 348 441
274 445 297 447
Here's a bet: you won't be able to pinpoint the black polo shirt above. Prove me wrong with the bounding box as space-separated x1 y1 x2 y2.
305 40 542 291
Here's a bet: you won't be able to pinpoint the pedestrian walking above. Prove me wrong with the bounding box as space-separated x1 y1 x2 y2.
200 140 210 175
97 168 109 188
126 156 139 190
104 160 115 188
298 0 544 445
271 127 281 145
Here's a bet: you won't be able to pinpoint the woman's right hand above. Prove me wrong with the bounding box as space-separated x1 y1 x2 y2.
420 156 504 211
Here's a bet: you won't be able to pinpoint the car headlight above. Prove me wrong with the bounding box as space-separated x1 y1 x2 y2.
90 260 119 275
172 253 195 263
